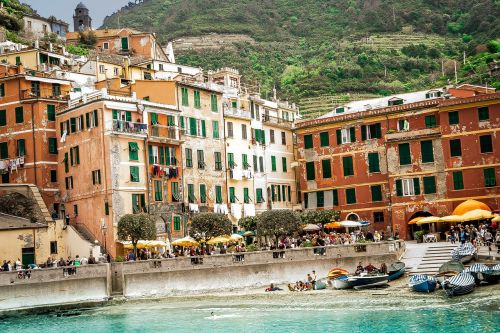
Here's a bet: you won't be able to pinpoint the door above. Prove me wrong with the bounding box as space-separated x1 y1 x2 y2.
22 247 35 268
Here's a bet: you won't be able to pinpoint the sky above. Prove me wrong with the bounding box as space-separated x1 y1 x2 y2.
21 0 132 29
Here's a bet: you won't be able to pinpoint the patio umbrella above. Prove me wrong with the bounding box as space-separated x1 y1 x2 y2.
339 221 363 227
171 236 200 247
229 233 244 242
492 215 500 223
324 222 342 229
242 230 255 236
416 216 442 225
303 224 321 232
461 209 493 222
440 215 464 223
207 236 231 245
408 216 425 225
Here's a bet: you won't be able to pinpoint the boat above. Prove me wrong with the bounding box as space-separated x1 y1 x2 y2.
443 272 475 296
464 263 489 285
482 269 500 284
333 275 353 289
409 274 437 293
314 280 327 290
348 273 389 290
387 261 406 281
327 268 350 281
435 261 464 284
451 243 476 263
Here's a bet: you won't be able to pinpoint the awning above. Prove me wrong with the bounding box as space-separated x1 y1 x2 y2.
104 101 138 112
24 75 72 85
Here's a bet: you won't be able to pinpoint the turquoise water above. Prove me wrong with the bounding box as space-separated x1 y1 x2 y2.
1 287 499 333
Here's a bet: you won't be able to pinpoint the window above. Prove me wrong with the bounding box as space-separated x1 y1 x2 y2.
159 64 164 71
173 216 181 231
211 121 219 139
50 241 58 254
48 138 57 154
0 142 7 159
105 202 109 215
242 124 247 140
232 101 237 109
52 83 61 96
306 161 315 180
253 155 258 172
17 139 25 157
47 105 55 121
130 166 140 182
0 110 5 126
227 152 235 169
214 152 222 170
304 193 308 208
423 176 436 194
243 154 251 170
453 171 464 190
194 90 201 109
399 143 411 165
343 156 354 176
15 106 23 123
185 148 193 168
259 156 264 173
64 152 69 173
271 156 277 172
189 117 197 136
199 184 207 203
371 185 382 202
322 159 331 178
121 37 128 50
215 185 223 204
337 127 355 144
449 139 462 157
332 189 338 206
368 152 380 173
181 87 189 106
448 111 459 125
425 115 437 128
50 170 57 183
361 123 382 140
0 83 4 97
113 68 119 77
480 135 493 153
389 98 404 106
92 169 101 185
397 119 409 131
304 134 313 149
211 94 218 112
395 178 420 196
317 191 324 208
188 184 195 203
103 42 109 49
425 91 442 99
282 157 287 172
227 122 233 138
335 107 344 114
478 107 489 121
270 130 275 143
320 131 329 147
15 56 21 65
243 188 250 204
98 65 105 74
484 168 496 187
69 146 80 165
281 131 286 145
421 140 434 163
172 182 180 202
197 150 205 169
346 188 356 204
128 142 139 161
374 212 384 223
256 188 264 203
201 120 206 137
65 176 73 190
229 187 236 203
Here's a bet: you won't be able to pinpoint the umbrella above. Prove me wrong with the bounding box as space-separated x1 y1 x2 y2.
122 240 166 249
408 216 425 225
207 236 231 245
242 230 255 236
492 215 500 223
229 233 244 242
461 209 493 222
416 216 442 225
324 222 342 229
339 220 363 227
303 224 321 231
171 236 200 247
440 215 464 223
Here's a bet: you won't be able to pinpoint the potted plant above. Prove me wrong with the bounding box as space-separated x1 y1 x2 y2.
414 230 425 243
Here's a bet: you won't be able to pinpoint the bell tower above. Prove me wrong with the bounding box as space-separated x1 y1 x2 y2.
73 2 92 32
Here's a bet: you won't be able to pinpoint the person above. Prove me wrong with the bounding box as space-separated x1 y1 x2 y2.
81 256 88 265
88 255 96 264
311 270 317 289
15 258 22 270
65 214 70 226
1 260 8 271
74 255 81 267
287 283 296 291
265 283 282 292
365 231 374 242
496 232 500 254
355 262 364 275
449 227 456 244
484 229 493 251
380 263 387 274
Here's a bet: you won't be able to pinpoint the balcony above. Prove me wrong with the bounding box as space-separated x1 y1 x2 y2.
385 128 441 143
224 108 251 120
20 88 69 101
111 119 148 136
150 124 184 143
261 114 293 129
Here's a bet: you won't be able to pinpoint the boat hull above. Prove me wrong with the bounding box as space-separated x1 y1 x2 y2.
333 276 353 289
410 280 437 293
482 271 500 284
443 273 475 297
388 268 405 281
349 275 389 289
444 283 475 296
353 280 388 290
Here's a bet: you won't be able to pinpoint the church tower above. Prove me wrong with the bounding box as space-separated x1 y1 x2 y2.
73 2 92 32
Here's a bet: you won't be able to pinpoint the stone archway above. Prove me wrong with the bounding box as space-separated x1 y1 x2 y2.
346 213 360 221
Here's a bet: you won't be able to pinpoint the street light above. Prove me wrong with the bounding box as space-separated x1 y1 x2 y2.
101 218 108 255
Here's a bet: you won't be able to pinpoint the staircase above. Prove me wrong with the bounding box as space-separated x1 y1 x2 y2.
408 243 458 275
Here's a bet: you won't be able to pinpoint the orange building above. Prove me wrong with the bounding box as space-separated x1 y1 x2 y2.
0 64 71 212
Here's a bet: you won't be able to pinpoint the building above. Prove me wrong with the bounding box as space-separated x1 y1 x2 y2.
73 2 92 32
0 64 72 212
0 43 76 73
295 87 499 240
23 14 69 40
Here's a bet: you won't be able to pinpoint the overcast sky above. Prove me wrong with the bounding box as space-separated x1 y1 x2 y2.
21 0 132 29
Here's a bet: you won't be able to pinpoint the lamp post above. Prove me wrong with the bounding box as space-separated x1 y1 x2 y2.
101 218 108 255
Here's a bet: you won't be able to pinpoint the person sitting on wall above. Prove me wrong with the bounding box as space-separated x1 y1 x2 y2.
265 283 283 292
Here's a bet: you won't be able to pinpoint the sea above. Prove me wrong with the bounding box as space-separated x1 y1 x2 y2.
1 286 499 333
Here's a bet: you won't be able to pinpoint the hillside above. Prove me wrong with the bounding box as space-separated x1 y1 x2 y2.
100 1 498 107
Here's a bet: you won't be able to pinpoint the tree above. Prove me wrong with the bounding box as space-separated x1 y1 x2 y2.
300 210 339 226
239 216 258 232
257 210 301 246
117 214 156 258
189 213 232 241
78 30 97 48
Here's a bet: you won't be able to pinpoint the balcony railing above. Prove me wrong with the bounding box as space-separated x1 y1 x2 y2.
261 114 293 129
150 124 183 141
224 108 251 119
111 120 148 135
20 89 69 101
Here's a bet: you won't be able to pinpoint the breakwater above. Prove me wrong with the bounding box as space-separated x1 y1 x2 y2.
0 241 405 312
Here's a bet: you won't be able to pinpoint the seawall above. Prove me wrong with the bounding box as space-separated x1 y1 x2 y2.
0 241 405 312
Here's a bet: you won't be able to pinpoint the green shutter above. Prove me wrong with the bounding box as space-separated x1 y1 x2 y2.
150 112 158 124
368 152 380 173
188 184 195 202
229 187 235 203
64 152 69 172
373 123 382 138
346 188 356 204
93 110 98 127
159 146 165 164
450 139 462 157
478 107 489 121
423 176 436 194
371 185 382 202
336 129 342 145
15 106 23 123
271 185 276 201
130 166 140 182
484 168 496 187
253 155 258 172
320 132 329 147
361 125 367 141
129 142 139 161
228 153 235 168
189 117 197 136
304 134 313 149
448 111 459 125
316 191 324 207
211 94 218 112
180 116 185 128
215 185 223 204
425 115 436 128
322 159 331 178
148 144 153 163
332 189 338 205
201 120 206 137
421 140 434 163
132 194 139 213
349 127 356 142
255 129 261 143
0 110 6 126
261 129 265 144
173 216 181 231
256 188 264 203
0 142 8 159
395 179 403 196
413 178 420 195
306 161 315 180
194 90 201 109
399 143 411 165
243 188 250 204
121 37 128 50
0 83 4 97
112 110 118 120
181 87 189 106
343 156 353 176
166 147 172 166
125 111 132 122
200 184 207 203
282 156 287 172
212 121 219 138
85 112 90 128
47 105 55 121
48 138 57 154
154 180 163 201
453 171 464 190
271 156 276 171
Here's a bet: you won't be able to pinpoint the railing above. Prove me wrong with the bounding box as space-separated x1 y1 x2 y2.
20 89 69 101
224 108 251 119
150 124 182 141
111 120 148 135
262 114 293 128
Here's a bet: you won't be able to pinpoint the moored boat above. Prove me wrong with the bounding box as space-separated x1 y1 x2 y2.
435 261 464 284
388 261 406 281
333 275 353 289
464 263 489 285
451 243 476 263
409 274 437 293
482 270 500 284
349 274 389 290
314 280 327 290
443 272 475 296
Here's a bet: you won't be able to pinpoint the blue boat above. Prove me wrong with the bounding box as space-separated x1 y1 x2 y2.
451 243 476 263
443 272 475 296
333 275 353 289
409 274 437 293
388 261 406 281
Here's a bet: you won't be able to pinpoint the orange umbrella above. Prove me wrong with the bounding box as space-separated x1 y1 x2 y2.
408 216 425 225
325 222 342 229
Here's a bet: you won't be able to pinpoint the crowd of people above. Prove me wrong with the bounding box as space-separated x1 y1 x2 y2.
0 254 104 275
446 223 500 252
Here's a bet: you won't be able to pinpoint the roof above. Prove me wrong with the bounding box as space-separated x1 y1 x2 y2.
452 200 491 216
0 213 47 231
66 28 145 41
76 2 88 9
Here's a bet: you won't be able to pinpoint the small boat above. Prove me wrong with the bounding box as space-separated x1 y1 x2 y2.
388 261 406 281
443 272 475 296
333 275 353 289
464 263 489 285
314 280 327 290
349 273 389 290
409 274 437 293
451 243 476 263
482 269 500 284
327 268 350 280
435 261 464 284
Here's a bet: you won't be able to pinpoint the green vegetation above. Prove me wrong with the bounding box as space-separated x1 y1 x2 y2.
189 213 232 241
257 210 301 246
105 1 499 101
117 214 157 258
